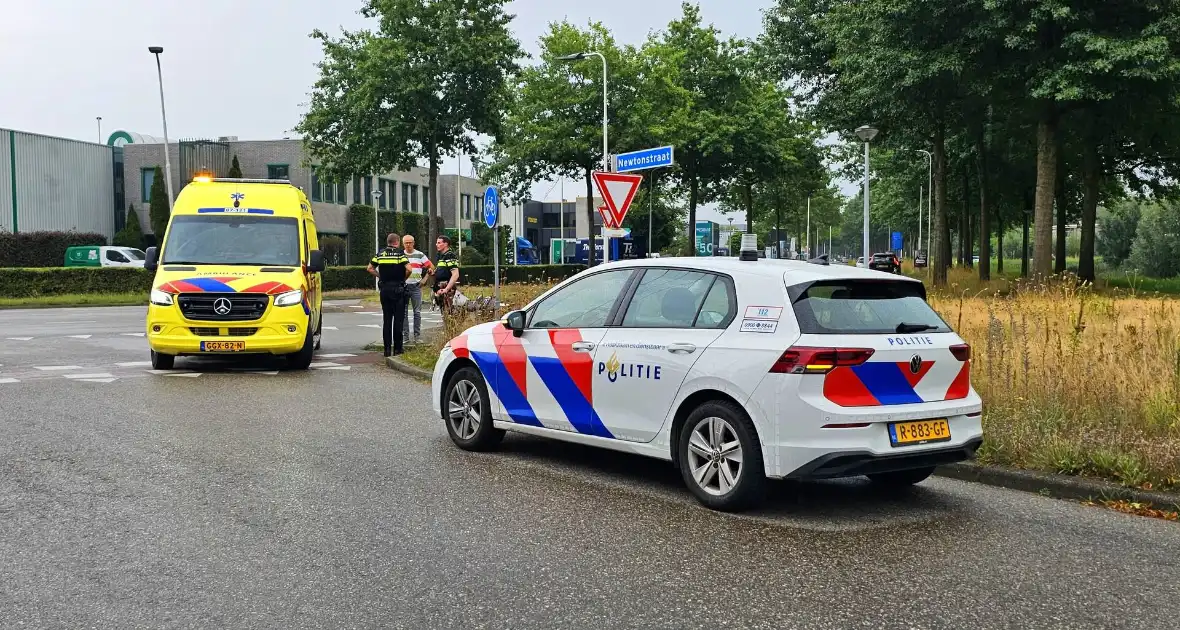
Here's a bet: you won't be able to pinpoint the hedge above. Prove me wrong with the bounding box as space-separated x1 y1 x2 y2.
0 231 108 268
0 264 586 298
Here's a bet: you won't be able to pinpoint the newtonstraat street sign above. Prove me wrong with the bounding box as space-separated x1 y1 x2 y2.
613 145 674 173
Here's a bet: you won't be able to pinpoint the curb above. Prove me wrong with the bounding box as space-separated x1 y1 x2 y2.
384 356 433 380
936 462 1180 509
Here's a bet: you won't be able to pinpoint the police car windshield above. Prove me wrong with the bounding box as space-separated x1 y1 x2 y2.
791 280 950 335
162 215 300 266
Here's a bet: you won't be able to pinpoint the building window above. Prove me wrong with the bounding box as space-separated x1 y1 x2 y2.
311 169 322 202
141 167 155 203
401 183 410 213
267 164 290 180
376 178 387 209
364 177 373 206
422 187 429 214
324 178 335 204
476 196 483 220
337 182 347 205
353 177 361 204
409 184 419 213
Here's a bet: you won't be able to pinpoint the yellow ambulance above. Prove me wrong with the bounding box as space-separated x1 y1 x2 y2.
143 177 325 370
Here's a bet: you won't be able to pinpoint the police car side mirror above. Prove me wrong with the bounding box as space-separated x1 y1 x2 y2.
307 250 325 273
504 310 526 337
144 247 159 272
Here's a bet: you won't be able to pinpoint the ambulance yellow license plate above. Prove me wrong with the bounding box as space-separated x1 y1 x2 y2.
200 341 245 352
888 419 951 447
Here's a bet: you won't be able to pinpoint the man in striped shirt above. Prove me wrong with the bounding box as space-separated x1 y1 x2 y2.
401 234 432 345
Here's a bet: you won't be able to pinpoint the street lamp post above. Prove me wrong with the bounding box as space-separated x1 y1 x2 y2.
914 149 932 261
371 189 383 291
456 155 462 262
96 117 102 144
855 125 879 268
557 51 609 264
148 47 175 213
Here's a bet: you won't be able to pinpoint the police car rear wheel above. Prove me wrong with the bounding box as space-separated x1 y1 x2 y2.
678 401 765 512
445 367 503 451
150 350 174 370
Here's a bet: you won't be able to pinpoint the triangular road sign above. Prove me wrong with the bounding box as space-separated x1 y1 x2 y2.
597 206 620 229
593 171 643 229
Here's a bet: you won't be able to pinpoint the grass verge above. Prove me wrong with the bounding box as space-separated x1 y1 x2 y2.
0 292 148 308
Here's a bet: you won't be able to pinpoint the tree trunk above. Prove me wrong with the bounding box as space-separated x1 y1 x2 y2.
584 166 596 267
961 163 971 268
427 150 440 263
1078 140 1100 283
1032 114 1058 278
1054 148 1067 274
742 182 754 235
686 172 699 256
976 131 991 281
1022 209 1030 278
932 125 951 286
996 215 1004 274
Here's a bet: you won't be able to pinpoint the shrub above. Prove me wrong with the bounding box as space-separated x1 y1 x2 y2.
347 204 377 265
320 235 347 267
148 165 169 238
1098 200 1143 268
459 246 487 266
112 204 144 249
0 231 108 268
402 213 424 242
228 155 243 178
1127 200 1180 278
322 266 373 292
0 267 152 297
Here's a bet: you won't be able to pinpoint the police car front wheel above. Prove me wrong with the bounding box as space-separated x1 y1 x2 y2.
678 401 765 512
444 367 503 451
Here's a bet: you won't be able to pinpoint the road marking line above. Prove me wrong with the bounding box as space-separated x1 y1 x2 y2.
34 365 82 371
314 366 352 371
64 373 114 379
166 372 201 378
116 361 153 367
308 361 342 368
6 337 34 341
322 326 339 330
348 305 364 308
358 324 380 328
77 378 118 383
43 320 97 324
0 378 19 384
121 333 146 337
316 353 356 358
66 335 92 339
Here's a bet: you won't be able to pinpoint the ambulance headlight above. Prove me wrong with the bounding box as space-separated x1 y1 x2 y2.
274 289 304 307
149 288 174 306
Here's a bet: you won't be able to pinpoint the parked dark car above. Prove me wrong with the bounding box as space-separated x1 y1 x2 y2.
914 249 928 268
868 252 901 273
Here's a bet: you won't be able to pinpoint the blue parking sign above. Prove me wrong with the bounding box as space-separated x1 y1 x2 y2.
483 186 499 228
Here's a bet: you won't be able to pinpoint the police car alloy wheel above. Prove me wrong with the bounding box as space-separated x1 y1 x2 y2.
678 401 765 511
444 367 504 451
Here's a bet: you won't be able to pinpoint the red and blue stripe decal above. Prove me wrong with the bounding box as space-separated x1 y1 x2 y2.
528 330 613 439
157 278 295 295
824 360 968 407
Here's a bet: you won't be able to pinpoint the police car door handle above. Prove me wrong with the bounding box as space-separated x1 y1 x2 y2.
571 341 595 353
667 343 697 354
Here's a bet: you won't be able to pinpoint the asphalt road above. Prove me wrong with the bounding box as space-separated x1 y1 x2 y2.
2 306 1178 629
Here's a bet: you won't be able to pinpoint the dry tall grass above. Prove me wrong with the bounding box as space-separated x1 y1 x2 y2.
411 271 1180 490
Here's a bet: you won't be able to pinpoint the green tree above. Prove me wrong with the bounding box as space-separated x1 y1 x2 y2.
228 154 243 178
622 180 684 256
1127 199 1180 278
113 204 143 249
148 166 169 241
297 0 522 263
485 20 644 267
1096 200 1142 269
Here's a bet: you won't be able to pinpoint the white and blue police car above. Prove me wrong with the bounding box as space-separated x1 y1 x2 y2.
431 244 983 511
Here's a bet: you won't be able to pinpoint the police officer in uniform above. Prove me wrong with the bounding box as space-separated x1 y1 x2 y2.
433 235 461 312
367 233 410 357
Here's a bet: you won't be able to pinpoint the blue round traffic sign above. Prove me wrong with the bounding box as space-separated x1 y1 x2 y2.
483 186 499 228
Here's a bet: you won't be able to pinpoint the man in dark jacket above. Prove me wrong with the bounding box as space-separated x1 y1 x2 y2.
367 233 409 357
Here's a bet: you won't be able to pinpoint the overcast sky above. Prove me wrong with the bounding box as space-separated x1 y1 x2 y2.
1 0 790 222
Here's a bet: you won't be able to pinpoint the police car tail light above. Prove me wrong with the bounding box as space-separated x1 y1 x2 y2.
950 344 971 361
770 347 874 374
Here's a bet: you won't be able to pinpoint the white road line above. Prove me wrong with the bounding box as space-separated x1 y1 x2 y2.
357 324 380 329
348 305 364 308
313 366 352 371
77 378 118 383
43 320 97 325
64 373 114 379
116 361 153 367
308 361 341 368
0 378 19 384
34 365 82 371
322 326 339 330
316 353 356 358
6 337 34 341
166 372 201 378
121 333 146 337
66 335 93 340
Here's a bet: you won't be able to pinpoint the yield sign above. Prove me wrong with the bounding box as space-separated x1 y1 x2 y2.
592 171 643 230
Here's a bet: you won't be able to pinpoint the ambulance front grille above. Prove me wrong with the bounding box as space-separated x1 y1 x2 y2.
178 293 269 322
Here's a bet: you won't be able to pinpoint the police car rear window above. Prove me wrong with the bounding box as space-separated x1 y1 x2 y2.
790 280 950 335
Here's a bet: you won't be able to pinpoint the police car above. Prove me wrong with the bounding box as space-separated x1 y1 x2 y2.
431 246 983 511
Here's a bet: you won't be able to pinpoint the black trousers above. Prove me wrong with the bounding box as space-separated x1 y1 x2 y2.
380 284 407 355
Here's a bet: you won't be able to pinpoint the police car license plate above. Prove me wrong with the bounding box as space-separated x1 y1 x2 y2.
888 419 951 447
200 341 245 352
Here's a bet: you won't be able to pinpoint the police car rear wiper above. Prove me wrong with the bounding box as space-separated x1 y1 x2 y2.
896 322 938 333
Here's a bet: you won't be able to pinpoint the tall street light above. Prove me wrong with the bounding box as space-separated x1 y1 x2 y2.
914 149 932 260
855 125 879 267
148 47 175 213
557 51 609 264
371 188 383 291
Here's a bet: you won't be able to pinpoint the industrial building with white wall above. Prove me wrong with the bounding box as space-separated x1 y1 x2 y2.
1 127 118 236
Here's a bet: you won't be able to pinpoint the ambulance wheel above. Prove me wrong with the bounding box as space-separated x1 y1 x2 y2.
285 321 315 370
313 314 323 351
678 400 766 512
444 366 503 452
150 350 174 370
867 466 935 487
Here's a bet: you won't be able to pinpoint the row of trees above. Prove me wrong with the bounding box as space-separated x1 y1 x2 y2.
766 0 1180 284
